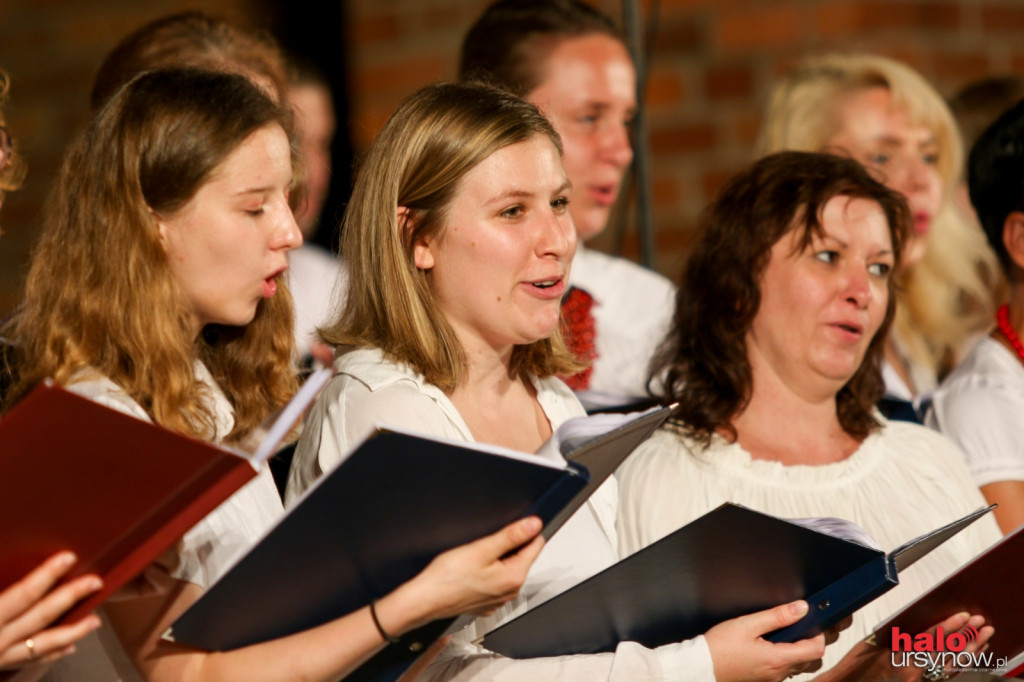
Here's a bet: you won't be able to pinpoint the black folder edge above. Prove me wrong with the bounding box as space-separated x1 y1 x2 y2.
479 502 995 656
888 504 995 573
166 431 588 647
445 404 674 635
167 404 672 682
542 404 674 540
479 502 881 657
766 503 995 642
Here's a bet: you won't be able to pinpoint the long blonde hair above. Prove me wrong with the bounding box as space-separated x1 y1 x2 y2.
756 53 1000 378
323 81 581 392
8 69 297 442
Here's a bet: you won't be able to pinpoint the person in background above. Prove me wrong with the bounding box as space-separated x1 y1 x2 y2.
89 11 287 109
756 54 1001 406
6 68 543 682
927 98 1024 535
947 75 1024 253
459 0 675 404
616 151 1000 680
949 76 1024 167
285 58 347 367
0 68 104 675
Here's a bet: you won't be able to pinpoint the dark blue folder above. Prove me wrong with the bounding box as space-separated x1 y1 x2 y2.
169 404 673 681
481 503 993 658
168 428 589 653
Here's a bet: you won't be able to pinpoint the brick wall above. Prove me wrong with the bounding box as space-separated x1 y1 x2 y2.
2 0 1024 315
0 0 255 316
344 0 1024 278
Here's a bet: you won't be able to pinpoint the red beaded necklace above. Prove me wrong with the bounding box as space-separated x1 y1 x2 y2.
995 304 1024 363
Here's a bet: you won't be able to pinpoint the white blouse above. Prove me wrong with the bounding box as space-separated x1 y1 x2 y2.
616 420 1001 680
927 335 1024 487
286 347 716 682
568 246 675 400
39 365 283 682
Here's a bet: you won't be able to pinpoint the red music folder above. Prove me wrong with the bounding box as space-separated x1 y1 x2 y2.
0 370 330 624
871 523 1024 669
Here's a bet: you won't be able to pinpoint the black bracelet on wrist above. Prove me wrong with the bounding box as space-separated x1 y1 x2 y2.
369 600 401 645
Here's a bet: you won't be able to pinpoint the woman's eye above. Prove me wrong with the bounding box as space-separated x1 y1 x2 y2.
922 152 939 166
868 262 892 277
245 208 265 217
551 197 570 213
814 250 838 264
500 205 524 219
866 153 889 166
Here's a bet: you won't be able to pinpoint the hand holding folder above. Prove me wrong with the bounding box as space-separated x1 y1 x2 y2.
480 503 995 659
0 369 332 626
167 405 673 682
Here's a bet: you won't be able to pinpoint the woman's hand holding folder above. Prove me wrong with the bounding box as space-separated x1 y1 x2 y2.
706 599 828 681
0 552 102 670
373 516 545 634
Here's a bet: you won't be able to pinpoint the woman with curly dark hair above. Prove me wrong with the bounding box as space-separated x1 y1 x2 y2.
618 151 1000 679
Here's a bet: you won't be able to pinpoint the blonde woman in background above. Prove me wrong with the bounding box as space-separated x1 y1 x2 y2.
756 53 1001 403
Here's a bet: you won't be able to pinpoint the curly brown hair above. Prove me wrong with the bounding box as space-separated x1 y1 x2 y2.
650 151 910 446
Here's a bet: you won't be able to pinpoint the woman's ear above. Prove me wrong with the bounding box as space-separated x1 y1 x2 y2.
401 206 434 271
149 207 170 252
1003 211 1024 274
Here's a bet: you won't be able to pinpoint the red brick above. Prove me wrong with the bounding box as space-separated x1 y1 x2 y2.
734 111 762 148
348 13 402 46
818 0 959 35
931 52 993 86
422 6 465 33
658 0 728 10
701 166 739 199
649 122 717 153
655 224 700 264
717 5 801 51
816 3 864 38
704 63 754 100
981 6 1024 32
349 105 395 153
651 176 680 205
857 1 959 30
920 1 961 28
645 69 686 107
654 17 702 53
351 55 448 95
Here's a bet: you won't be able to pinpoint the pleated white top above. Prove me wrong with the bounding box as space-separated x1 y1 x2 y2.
616 419 1001 680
